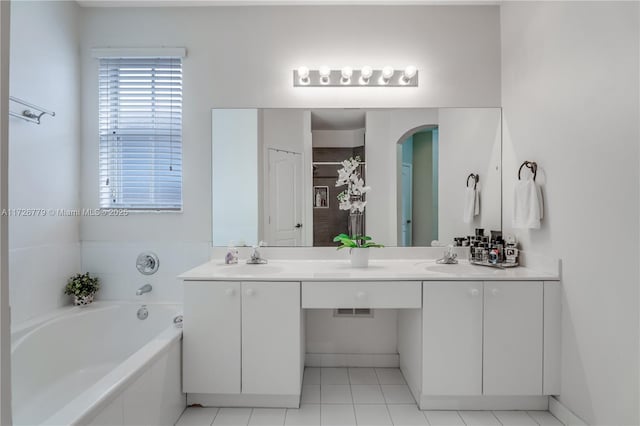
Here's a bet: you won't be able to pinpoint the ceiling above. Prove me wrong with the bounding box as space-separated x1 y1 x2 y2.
311 109 366 131
77 0 499 7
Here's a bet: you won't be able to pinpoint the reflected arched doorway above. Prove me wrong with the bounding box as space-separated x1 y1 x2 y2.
397 125 439 247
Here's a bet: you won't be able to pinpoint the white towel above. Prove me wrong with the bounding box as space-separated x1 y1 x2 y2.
463 187 480 224
513 177 544 229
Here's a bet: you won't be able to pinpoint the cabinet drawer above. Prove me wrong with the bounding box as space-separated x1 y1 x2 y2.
302 281 421 308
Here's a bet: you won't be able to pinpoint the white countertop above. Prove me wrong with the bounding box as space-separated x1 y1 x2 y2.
179 259 560 282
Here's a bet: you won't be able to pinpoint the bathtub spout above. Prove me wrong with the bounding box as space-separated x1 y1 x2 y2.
136 284 152 296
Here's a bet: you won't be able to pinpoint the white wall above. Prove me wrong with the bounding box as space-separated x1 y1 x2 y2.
79 5 501 247
501 2 639 424
312 129 365 148
9 1 81 323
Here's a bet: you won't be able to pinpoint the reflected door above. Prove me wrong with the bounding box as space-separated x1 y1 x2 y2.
268 149 303 246
401 163 413 246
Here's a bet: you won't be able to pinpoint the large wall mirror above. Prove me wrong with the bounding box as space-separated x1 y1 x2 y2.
212 108 501 247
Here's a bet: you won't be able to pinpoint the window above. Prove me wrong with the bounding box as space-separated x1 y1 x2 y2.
99 57 183 210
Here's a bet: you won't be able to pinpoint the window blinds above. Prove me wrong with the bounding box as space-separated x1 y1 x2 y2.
99 57 183 210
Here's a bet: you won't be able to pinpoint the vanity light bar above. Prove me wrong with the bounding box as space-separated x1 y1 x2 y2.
293 66 418 87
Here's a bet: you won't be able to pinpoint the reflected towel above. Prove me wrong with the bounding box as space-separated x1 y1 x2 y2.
513 178 544 229
463 187 480 224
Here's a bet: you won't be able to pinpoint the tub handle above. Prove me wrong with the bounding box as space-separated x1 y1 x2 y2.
173 315 183 328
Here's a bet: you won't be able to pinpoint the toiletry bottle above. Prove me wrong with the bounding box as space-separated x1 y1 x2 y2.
225 241 239 264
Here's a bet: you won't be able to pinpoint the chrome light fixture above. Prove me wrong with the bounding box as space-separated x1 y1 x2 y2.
293 65 418 87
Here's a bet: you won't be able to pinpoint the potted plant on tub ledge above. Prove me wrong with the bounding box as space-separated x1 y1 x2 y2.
333 156 383 268
64 272 100 307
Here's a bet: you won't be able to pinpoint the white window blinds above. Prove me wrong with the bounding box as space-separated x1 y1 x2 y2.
99 57 183 210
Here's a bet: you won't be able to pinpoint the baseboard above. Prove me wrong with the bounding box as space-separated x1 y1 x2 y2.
549 397 588 425
305 353 400 367
419 395 549 411
187 393 300 408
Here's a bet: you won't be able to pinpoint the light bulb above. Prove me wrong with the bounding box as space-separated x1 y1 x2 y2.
360 66 373 84
402 65 417 83
341 66 353 84
297 66 310 84
319 66 331 84
381 66 394 83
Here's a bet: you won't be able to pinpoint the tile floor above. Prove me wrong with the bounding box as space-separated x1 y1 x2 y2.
175 368 564 426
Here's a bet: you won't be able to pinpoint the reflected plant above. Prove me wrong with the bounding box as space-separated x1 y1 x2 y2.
335 156 370 213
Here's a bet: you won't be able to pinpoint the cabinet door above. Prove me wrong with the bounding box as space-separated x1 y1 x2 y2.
483 281 543 395
242 282 301 395
183 281 241 394
422 282 483 395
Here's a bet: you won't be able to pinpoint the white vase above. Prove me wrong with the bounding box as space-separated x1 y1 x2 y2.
73 294 94 307
350 248 370 268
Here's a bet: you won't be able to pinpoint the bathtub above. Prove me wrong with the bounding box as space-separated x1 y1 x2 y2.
11 302 185 426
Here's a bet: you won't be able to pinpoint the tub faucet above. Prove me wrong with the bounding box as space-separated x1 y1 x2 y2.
136 283 153 295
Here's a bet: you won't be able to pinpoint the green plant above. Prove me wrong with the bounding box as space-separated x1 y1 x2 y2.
64 272 100 297
332 233 384 250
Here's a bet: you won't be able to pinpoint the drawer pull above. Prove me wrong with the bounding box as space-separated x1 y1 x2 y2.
469 288 479 297
225 288 235 296
245 288 255 297
356 291 367 299
491 288 500 296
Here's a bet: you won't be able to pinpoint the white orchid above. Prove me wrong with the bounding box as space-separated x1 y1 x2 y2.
335 156 370 213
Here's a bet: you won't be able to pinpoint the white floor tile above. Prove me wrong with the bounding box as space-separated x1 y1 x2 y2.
304 368 321 385
458 411 501 426
526 411 564 426
249 408 286 426
321 385 353 404
354 405 392 426
348 368 379 385
176 407 219 426
285 404 320 426
423 411 465 426
213 408 252 426
302 385 321 404
321 404 356 426
493 411 538 426
380 384 415 404
350 385 385 404
321 368 350 385
375 368 406 385
386 404 428 426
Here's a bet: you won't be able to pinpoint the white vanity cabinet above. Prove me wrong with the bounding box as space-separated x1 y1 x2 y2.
183 280 301 404
421 281 550 401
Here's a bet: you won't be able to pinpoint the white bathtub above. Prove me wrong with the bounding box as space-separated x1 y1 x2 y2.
11 302 185 426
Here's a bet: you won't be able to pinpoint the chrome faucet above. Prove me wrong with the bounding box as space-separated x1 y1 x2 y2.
246 242 268 265
136 283 153 295
436 245 458 265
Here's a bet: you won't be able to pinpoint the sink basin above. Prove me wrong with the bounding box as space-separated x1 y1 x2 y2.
426 263 494 275
222 264 284 275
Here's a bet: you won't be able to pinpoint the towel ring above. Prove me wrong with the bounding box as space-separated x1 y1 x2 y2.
466 173 479 189
518 161 537 181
